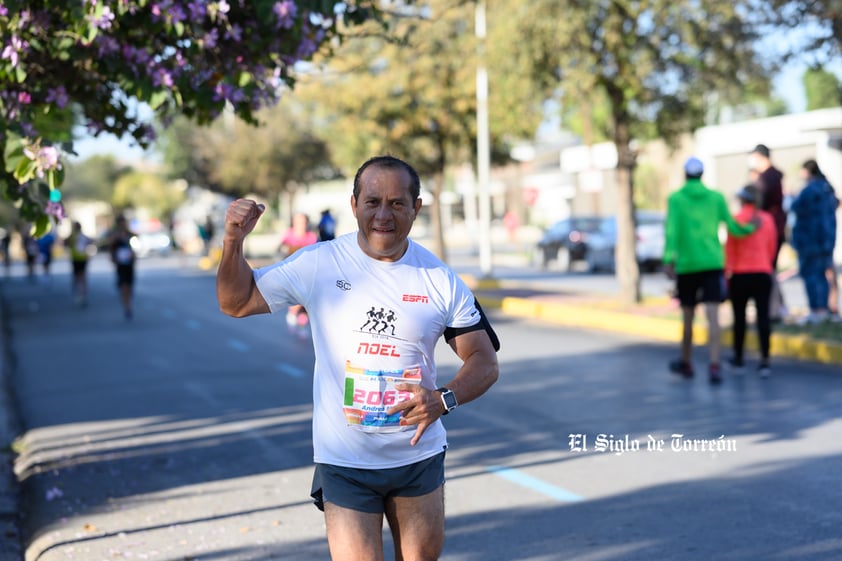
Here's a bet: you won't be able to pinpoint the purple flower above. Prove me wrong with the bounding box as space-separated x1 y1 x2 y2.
214 82 244 104
93 6 115 29
203 28 219 49
170 5 187 24
39 146 60 169
225 23 243 42
45 86 70 109
17 91 31 104
188 1 207 20
45 201 66 221
96 35 120 57
273 1 297 30
2 35 26 68
152 67 174 88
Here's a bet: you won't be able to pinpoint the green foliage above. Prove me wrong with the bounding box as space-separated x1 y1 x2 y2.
161 100 336 201
112 170 185 218
803 67 842 110
61 155 131 202
300 0 538 179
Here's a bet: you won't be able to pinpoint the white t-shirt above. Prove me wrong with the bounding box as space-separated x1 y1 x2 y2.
254 233 481 469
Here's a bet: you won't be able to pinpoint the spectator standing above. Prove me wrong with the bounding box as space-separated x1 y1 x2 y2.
748 144 787 320
663 157 757 384
789 160 838 324
725 185 777 377
279 213 319 334
318 209 336 242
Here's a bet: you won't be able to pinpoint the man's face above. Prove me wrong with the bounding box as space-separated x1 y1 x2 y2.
748 153 768 173
351 165 421 261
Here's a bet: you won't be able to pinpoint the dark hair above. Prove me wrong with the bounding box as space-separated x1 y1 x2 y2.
752 144 771 158
353 156 421 202
802 159 824 179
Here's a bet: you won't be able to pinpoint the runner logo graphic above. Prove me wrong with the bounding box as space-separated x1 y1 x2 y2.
360 306 398 336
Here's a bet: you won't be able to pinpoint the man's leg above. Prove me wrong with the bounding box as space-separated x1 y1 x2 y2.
385 485 445 561
324 503 385 561
704 302 721 365
680 306 694 363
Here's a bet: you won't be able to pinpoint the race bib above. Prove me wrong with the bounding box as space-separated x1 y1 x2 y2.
115 247 133 264
343 363 422 433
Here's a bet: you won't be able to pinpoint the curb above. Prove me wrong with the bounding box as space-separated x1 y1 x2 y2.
469 279 842 367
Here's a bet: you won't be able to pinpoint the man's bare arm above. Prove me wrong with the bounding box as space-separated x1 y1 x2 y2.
388 329 499 446
216 199 271 318
444 329 500 406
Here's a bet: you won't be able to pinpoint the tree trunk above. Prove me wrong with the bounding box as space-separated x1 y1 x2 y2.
428 135 448 263
612 119 641 304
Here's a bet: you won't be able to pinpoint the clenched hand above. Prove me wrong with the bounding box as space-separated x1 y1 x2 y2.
224 199 265 243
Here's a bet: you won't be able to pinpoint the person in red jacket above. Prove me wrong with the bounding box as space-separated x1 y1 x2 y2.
725 184 778 377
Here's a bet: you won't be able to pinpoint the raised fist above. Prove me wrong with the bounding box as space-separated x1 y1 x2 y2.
224 199 265 242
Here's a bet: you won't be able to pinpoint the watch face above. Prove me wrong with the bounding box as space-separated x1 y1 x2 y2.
442 390 458 410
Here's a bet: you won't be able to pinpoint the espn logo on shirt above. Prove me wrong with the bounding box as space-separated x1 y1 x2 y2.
402 294 429 303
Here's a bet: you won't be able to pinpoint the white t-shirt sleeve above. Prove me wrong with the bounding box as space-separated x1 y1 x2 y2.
253 247 318 313
446 271 481 329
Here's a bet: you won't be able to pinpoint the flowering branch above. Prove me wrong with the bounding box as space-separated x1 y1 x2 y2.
0 0 381 233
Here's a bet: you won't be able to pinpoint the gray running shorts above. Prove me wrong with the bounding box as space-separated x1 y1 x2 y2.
310 450 446 514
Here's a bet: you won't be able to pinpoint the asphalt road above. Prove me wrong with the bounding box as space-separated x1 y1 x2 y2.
3 254 841 561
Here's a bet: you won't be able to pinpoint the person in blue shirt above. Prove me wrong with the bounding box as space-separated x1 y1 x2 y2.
790 159 838 324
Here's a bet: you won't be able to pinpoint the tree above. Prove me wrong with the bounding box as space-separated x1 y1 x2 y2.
0 1 381 236
760 1 842 63
803 66 842 110
299 0 540 261
510 1 773 303
61 155 130 202
161 98 337 220
112 169 185 218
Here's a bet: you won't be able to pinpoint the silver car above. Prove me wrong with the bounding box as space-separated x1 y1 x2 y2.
584 211 665 273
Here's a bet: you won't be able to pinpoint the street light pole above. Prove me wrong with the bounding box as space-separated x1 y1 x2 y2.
476 0 493 277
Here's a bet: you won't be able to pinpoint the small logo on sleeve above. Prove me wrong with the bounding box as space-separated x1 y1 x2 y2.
402 294 429 303
336 280 352 291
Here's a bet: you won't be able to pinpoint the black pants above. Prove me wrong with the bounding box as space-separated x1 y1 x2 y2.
729 273 772 361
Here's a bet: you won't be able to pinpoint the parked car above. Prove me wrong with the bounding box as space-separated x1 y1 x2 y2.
536 216 604 270
583 211 665 273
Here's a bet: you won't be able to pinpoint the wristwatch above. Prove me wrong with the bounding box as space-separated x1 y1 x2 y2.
436 387 458 415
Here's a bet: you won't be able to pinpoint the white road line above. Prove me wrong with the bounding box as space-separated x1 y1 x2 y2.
227 339 249 352
487 466 584 502
276 363 306 378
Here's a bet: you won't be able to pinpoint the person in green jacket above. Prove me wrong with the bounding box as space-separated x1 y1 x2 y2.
663 157 758 384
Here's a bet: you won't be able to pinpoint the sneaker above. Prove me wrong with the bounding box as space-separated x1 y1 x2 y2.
757 361 771 378
709 363 722 385
726 357 745 373
669 359 694 378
